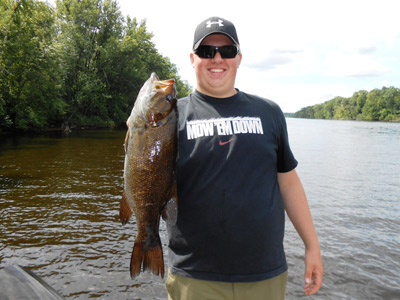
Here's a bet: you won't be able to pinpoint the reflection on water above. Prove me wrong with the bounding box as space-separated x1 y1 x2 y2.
1 130 168 299
1 121 400 299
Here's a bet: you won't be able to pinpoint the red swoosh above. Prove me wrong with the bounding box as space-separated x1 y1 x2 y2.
219 139 233 146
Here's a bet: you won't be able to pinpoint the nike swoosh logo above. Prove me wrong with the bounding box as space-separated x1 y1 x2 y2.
219 139 233 146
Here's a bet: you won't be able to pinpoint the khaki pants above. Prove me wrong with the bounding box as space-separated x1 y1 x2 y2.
166 270 288 300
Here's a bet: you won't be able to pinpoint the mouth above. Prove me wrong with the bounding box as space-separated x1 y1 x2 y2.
154 79 176 96
209 69 224 74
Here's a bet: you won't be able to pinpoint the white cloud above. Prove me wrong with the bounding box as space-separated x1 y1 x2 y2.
235 70 358 112
357 45 377 55
324 51 389 78
243 49 303 71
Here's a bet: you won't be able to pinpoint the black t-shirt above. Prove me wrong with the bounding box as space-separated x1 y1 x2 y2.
167 90 298 282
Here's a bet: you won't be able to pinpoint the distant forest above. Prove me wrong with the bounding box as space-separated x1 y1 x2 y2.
293 86 400 122
0 0 191 132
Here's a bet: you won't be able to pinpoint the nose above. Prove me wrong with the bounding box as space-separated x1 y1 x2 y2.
212 51 223 62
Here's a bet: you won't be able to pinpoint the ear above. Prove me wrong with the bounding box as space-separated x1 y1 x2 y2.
236 52 242 68
190 52 195 65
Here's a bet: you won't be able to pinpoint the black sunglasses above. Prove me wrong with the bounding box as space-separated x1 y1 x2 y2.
194 45 239 59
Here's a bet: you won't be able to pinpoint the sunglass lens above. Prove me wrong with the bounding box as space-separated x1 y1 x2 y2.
196 46 215 58
196 45 238 59
219 46 238 58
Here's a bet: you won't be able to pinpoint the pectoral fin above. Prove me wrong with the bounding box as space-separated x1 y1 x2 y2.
120 191 133 225
124 130 129 154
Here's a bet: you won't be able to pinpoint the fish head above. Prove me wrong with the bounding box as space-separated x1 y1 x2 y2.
135 73 177 127
148 78 177 124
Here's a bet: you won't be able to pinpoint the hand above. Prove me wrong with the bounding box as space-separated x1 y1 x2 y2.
304 247 324 295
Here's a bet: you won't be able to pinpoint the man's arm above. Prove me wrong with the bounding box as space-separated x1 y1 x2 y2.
278 169 324 295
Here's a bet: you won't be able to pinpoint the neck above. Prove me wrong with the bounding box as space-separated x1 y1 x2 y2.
197 87 237 98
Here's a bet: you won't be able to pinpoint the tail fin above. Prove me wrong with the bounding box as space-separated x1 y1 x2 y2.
130 239 164 279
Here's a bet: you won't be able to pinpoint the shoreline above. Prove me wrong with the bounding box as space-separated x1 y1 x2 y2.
286 116 400 123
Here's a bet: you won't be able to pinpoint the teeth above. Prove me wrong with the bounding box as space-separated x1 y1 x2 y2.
210 69 223 73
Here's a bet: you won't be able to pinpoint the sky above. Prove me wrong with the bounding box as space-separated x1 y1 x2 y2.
71 0 400 112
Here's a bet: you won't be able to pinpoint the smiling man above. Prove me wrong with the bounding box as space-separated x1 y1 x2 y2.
190 33 241 98
166 17 324 300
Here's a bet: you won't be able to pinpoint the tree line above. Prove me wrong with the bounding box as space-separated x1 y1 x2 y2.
0 0 191 132
293 86 400 122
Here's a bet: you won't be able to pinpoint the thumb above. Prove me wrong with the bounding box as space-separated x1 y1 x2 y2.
304 266 313 285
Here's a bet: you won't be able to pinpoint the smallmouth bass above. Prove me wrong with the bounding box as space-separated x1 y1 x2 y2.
120 72 178 279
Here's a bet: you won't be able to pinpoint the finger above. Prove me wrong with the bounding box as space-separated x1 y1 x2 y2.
304 266 313 287
305 271 323 295
304 272 313 295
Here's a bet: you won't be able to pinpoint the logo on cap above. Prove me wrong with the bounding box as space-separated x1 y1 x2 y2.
206 19 224 28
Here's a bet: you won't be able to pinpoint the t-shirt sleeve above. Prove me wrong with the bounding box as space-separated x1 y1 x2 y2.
276 107 298 173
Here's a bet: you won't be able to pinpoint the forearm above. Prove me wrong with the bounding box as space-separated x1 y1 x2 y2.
278 169 323 294
278 170 320 250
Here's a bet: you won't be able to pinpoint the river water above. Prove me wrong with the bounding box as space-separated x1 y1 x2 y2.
0 118 399 299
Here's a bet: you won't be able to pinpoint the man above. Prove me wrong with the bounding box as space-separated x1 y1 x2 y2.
165 16 323 300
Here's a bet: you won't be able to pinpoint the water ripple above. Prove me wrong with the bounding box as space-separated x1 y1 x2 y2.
1 125 400 299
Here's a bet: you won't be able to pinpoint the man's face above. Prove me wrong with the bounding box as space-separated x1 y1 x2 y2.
190 34 242 98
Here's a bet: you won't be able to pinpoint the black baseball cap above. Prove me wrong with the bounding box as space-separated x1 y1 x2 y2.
193 17 239 50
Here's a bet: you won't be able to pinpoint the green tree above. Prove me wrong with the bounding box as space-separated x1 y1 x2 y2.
362 89 381 121
294 87 400 122
380 87 400 121
55 0 191 128
1 0 190 131
354 90 367 117
0 0 65 130
55 0 124 127
294 106 315 119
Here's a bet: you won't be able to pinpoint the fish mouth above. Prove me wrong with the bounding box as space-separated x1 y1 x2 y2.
154 79 176 96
